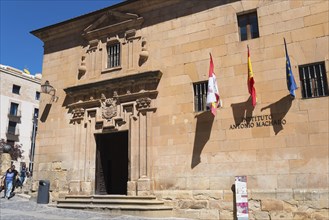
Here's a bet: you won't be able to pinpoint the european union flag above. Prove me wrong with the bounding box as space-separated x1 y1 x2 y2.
284 38 298 98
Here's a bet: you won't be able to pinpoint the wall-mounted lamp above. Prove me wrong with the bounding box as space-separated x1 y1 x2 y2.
41 80 58 102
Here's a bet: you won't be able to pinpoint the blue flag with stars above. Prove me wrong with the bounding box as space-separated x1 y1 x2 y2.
284 38 298 97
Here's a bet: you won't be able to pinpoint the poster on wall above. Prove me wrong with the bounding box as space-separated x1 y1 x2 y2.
235 176 249 220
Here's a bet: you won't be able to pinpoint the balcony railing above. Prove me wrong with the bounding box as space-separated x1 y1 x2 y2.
8 109 22 122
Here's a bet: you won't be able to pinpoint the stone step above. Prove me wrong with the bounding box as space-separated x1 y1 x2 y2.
56 195 173 217
57 198 166 206
63 194 158 200
57 203 172 210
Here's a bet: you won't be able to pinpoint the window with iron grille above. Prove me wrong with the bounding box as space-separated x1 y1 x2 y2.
299 61 328 99
237 11 259 41
9 103 19 116
12 84 21 94
193 81 209 112
107 43 121 68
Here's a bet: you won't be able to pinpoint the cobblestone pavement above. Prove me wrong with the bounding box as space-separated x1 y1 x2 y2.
0 194 193 220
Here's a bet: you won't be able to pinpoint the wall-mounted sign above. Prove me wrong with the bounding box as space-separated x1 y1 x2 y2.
235 176 249 220
229 114 286 130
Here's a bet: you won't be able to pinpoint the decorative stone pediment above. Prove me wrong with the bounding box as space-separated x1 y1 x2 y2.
64 70 162 128
82 10 144 41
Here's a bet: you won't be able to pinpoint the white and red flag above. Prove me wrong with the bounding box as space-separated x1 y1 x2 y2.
206 53 220 116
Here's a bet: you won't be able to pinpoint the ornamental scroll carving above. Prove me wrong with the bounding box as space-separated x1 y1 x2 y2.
100 93 117 120
71 108 85 124
136 97 151 110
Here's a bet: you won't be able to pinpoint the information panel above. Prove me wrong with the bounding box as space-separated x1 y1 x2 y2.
235 176 249 220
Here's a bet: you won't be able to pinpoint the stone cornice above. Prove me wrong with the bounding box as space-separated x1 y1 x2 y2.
64 70 161 96
64 70 162 110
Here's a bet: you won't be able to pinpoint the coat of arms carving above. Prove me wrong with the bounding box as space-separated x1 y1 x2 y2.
100 93 117 120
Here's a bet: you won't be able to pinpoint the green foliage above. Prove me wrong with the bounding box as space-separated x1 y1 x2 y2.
0 139 24 161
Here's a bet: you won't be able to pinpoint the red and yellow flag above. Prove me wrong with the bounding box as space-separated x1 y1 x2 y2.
247 46 256 107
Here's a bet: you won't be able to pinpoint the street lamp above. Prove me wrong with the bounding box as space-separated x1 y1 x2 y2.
41 80 58 102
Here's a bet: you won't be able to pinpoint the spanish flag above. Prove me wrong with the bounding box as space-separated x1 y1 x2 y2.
247 46 256 107
206 53 220 116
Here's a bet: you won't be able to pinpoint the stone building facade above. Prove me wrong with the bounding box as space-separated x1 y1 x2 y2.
31 0 328 219
0 64 41 173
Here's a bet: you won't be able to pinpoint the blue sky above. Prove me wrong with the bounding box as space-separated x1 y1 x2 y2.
0 0 122 75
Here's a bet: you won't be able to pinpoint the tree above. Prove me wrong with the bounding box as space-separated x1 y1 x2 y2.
0 139 24 161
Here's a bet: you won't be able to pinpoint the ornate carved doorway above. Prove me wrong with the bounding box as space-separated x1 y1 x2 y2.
95 131 128 195
64 70 162 195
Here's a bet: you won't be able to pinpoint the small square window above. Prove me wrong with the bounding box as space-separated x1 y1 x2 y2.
107 43 121 68
12 85 21 94
193 81 209 112
237 11 259 41
35 91 40 100
299 61 328 99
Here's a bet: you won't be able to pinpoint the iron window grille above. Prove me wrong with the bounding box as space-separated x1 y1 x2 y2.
299 61 328 99
237 11 259 41
107 43 121 68
193 81 210 112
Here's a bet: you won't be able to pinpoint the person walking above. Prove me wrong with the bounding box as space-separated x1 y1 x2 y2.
2 165 18 199
19 163 27 187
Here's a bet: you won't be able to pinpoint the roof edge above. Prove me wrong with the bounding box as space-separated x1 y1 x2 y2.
30 0 138 38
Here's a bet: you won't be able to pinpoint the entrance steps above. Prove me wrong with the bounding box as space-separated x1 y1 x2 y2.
56 195 173 217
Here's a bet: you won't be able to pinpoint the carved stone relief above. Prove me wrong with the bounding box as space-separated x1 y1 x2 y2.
100 93 117 120
71 108 85 124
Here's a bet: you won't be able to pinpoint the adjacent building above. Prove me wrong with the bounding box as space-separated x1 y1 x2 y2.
0 64 41 172
31 0 328 219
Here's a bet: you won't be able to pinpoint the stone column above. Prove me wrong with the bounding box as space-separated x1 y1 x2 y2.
136 98 154 196
69 108 85 195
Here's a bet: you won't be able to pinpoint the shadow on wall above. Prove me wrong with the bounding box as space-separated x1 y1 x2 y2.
231 96 255 126
191 111 214 169
261 95 293 135
40 104 52 123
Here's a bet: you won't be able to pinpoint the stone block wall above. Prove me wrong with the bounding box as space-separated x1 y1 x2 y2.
32 0 328 218
155 189 329 220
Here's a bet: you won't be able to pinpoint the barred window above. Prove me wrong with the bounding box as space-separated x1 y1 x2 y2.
107 43 120 68
299 61 328 99
193 81 209 112
237 11 259 41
